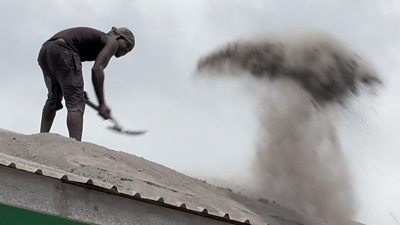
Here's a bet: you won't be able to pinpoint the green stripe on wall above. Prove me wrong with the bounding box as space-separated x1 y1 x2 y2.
0 203 89 225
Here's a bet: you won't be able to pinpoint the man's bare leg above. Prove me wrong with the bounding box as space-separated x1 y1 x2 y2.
67 110 83 141
40 104 56 133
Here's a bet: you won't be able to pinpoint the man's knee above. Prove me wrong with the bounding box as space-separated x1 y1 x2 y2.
66 102 85 114
44 99 63 111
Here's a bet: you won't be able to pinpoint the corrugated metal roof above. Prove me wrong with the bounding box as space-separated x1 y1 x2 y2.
1 130 317 225
0 152 251 224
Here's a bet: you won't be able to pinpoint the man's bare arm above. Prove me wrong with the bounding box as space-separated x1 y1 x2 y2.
91 36 118 107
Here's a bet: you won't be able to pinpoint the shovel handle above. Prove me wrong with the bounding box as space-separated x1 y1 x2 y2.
85 98 100 111
84 93 114 121
84 92 99 110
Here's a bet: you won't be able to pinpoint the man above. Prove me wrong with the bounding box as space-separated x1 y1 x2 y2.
38 27 135 141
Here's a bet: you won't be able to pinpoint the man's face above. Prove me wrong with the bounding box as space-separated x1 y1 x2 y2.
115 39 133 58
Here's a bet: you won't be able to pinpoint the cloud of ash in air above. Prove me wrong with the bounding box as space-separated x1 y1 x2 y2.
196 32 381 225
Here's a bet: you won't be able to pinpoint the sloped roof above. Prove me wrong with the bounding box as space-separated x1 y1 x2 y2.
0 129 305 225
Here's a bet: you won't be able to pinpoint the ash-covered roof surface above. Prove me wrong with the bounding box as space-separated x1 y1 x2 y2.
0 129 306 225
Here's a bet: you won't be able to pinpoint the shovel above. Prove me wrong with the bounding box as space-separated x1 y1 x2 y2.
84 93 146 136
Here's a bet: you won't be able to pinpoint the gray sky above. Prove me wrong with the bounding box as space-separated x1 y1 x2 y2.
1 1 399 224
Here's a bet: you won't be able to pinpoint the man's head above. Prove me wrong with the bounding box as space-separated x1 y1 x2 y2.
108 27 135 57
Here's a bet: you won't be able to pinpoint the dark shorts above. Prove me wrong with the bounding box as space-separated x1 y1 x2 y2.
38 40 85 113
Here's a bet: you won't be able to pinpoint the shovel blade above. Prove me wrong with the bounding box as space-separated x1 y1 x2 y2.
107 126 147 136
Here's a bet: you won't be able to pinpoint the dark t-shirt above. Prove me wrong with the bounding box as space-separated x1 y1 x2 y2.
48 27 106 62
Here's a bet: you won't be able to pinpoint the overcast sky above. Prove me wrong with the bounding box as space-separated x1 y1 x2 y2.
1 1 399 224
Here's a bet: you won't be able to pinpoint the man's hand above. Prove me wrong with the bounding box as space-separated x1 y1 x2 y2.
98 104 111 120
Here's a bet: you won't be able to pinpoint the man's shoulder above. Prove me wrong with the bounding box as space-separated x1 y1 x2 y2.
68 27 105 35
